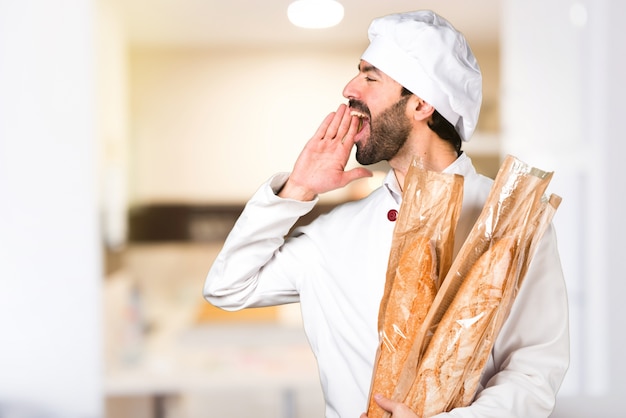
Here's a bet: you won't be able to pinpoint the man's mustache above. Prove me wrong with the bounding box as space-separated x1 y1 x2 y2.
348 99 371 118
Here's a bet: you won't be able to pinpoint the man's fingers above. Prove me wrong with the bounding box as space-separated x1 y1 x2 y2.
372 394 418 418
341 167 373 188
334 105 355 141
325 104 348 139
312 104 357 143
341 114 360 144
313 111 338 140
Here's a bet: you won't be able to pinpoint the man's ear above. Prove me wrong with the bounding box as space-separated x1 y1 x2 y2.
408 96 435 121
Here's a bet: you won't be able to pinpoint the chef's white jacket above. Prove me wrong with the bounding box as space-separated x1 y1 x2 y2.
204 153 570 418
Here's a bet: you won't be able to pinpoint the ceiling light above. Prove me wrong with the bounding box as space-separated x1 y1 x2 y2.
287 0 344 29
569 2 588 28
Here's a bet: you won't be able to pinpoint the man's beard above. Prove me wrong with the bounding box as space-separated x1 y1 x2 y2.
352 95 412 166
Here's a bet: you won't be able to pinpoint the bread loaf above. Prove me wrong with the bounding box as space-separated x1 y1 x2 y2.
447 193 563 410
366 158 462 417
367 235 437 418
368 156 560 417
405 237 517 417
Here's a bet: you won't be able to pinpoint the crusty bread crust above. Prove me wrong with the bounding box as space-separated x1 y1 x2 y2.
405 237 517 417
367 236 437 418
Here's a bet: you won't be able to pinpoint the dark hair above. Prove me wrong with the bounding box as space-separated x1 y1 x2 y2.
401 87 462 156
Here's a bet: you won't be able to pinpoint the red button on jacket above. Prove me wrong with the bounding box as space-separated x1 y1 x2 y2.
387 209 398 222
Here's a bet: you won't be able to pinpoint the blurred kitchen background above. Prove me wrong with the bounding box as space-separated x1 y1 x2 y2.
1 0 624 417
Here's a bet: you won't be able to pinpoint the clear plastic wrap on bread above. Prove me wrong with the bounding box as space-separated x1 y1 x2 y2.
368 155 562 418
367 158 464 418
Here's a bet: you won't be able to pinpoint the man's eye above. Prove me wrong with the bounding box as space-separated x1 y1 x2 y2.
365 76 377 82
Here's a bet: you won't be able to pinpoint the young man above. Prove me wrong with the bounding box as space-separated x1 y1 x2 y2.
204 10 569 417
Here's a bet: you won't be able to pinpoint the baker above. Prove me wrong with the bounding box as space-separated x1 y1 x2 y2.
204 10 569 417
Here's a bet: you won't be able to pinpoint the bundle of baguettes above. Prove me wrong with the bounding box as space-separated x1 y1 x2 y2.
366 158 464 418
368 155 561 418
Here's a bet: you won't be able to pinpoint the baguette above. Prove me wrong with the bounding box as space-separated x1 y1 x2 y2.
405 237 517 417
367 235 437 418
449 194 562 409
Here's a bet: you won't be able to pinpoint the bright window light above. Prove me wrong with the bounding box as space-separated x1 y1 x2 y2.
287 0 344 29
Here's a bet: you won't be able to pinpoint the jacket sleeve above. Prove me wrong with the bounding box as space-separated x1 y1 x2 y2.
435 224 570 418
203 173 318 310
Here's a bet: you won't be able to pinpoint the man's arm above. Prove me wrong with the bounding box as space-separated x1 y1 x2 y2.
203 172 315 310
204 103 371 309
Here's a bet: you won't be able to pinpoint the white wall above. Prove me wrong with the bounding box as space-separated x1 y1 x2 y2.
0 0 102 416
605 0 626 398
501 0 626 414
129 46 362 205
99 0 130 250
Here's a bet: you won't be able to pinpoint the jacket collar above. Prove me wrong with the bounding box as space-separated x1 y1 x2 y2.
383 152 476 204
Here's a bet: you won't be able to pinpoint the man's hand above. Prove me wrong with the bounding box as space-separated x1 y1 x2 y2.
278 103 373 201
360 394 419 418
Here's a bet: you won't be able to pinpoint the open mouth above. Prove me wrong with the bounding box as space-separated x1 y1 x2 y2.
350 110 369 133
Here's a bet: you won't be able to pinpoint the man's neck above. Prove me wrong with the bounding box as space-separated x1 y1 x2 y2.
390 139 459 191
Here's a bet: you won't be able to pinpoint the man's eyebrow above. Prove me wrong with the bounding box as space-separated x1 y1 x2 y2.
358 63 382 75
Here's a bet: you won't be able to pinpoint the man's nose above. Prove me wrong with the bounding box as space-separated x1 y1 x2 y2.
342 75 360 100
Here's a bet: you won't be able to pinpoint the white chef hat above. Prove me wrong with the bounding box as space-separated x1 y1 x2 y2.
361 10 482 141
